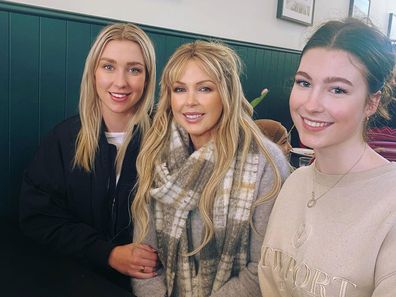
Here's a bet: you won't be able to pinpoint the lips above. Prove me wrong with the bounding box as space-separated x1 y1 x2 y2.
183 112 204 122
109 92 131 101
302 117 332 128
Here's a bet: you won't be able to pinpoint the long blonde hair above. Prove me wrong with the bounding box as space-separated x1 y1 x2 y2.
132 40 282 253
73 23 156 172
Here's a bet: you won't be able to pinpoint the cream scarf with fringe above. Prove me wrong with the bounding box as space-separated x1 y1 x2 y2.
151 122 259 297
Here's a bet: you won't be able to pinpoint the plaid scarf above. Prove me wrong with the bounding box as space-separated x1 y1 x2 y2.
150 122 260 297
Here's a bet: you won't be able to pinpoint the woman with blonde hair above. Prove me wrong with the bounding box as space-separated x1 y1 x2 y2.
132 40 289 296
20 23 158 290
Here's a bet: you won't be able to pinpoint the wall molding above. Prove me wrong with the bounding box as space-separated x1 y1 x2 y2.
0 1 300 54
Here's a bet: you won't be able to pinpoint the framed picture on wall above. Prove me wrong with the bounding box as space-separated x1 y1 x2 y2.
277 0 315 26
348 0 371 19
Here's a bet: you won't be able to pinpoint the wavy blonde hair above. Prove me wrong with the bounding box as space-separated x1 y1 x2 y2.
73 23 156 172
132 40 282 253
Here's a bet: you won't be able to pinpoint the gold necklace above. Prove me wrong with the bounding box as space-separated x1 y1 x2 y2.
307 144 367 208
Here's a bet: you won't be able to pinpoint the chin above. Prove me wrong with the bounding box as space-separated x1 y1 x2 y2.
298 136 317 149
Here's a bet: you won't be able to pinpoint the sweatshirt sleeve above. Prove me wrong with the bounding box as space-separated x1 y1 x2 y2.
210 141 290 297
372 222 396 297
19 127 116 269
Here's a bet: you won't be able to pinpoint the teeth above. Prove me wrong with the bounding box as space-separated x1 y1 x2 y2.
304 118 329 128
110 92 128 98
185 114 202 119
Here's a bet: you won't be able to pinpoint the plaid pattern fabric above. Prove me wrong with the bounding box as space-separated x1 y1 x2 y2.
151 122 259 296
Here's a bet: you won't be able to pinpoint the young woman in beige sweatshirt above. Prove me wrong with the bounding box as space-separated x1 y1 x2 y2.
259 18 396 297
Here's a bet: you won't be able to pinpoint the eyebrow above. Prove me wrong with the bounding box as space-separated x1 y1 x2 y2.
98 57 144 66
295 71 353 86
295 71 311 80
173 79 215 85
324 77 353 86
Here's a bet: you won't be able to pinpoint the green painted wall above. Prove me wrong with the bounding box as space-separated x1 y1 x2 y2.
0 2 300 220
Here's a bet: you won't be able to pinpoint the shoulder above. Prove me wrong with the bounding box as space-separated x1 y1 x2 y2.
256 135 291 182
282 164 311 187
36 116 81 156
265 165 310 205
355 162 396 192
25 116 81 176
51 115 81 139
385 162 396 176
371 163 396 199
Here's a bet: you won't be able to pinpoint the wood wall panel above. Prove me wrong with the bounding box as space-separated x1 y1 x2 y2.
65 21 92 117
9 13 40 218
0 2 300 219
0 11 10 217
40 17 67 137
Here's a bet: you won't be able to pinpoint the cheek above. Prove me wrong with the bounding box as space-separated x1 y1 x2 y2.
328 101 363 123
170 96 176 111
211 102 223 124
289 89 302 117
212 98 223 112
170 95 181 114
133 76 147 91
213 111 222 126
211 95 223 114
95 73 109 91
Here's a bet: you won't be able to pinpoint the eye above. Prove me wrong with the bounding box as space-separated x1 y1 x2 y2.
103 64 114 71
199 86 212 92
295 79 311 88
128 67 143 74
173 87 186 93
330 87 347 95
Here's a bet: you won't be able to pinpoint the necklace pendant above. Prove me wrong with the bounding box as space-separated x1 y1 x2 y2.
307 198 316 208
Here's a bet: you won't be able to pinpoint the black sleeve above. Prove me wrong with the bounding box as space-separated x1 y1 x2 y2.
19 126 116 269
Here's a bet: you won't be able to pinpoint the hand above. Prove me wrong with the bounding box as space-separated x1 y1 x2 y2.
108 243 159 278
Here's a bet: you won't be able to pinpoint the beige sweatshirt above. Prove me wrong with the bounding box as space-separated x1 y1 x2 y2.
259 162 396 297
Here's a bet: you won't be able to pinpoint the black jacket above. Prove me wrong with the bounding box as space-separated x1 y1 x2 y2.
19 116 141 287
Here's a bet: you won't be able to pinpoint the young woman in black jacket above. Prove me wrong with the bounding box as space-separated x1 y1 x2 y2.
19 23 158 290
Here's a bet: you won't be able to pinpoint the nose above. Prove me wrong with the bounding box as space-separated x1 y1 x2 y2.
114 70 127 88
304 88 324 113
185 90 198 106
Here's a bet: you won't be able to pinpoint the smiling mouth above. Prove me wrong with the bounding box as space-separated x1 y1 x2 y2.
109 92 131 100
183 113 204 121
303 117 332 128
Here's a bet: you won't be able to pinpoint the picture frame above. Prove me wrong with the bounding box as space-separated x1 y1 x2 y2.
277 0 315 26
388 13 396 42
348 0 371 19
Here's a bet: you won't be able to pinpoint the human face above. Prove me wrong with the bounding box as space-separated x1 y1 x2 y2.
171 60 223 150
290 48 376 153
95 40 146 132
